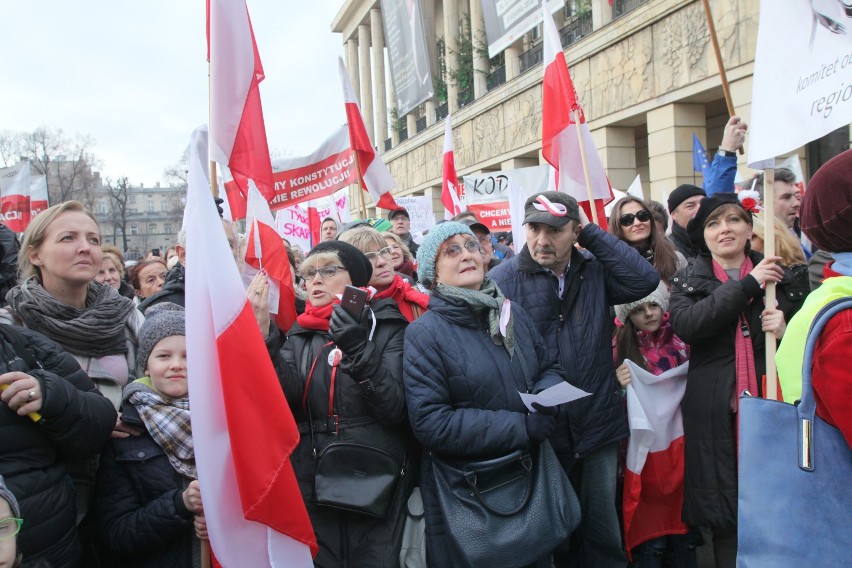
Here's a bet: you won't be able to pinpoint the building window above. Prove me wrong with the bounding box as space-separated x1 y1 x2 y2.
164 223 172 235
129 195 136 205
130 224 138 236
147 201 154 212
161 201 168 212
149 223 158 234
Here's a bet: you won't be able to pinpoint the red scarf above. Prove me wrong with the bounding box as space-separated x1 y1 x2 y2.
397 258 418 281
373 274 429 322
296 300 337 331
711 256 758 417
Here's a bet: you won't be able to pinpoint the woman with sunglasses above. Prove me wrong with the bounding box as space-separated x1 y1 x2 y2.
404 222 572 567
608 196 685 285
271 240 414 567
339 227 429 322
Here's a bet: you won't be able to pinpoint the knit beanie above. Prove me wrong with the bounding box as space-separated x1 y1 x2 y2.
306 240 372 287
800 148 852 253
416 221 476 285
614 282 669 325
0 474 20 518
667 184 706 213
137 302 185 376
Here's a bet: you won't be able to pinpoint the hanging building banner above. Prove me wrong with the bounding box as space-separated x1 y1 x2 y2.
464 164 551 238
481 0 565 58
381 0 434 117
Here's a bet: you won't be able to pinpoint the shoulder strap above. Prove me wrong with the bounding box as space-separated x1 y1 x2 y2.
0 324 43 370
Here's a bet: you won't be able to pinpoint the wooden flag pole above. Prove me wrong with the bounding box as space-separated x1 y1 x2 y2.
353 152 368 219
763 167 778 400
210 162 218 199
573 109 600 226
201 540 211 568
701 0 743 155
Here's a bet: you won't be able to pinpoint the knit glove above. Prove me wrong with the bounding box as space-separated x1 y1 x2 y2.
524 403 558 443
329 304 370 358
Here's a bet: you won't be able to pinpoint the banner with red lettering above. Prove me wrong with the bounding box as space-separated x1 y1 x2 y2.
466 202 512 231
463 165 551 236
30 175 48 218
0 162 31 232
274 190 350 253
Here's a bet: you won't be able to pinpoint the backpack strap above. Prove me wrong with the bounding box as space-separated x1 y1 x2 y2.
0 324 42 370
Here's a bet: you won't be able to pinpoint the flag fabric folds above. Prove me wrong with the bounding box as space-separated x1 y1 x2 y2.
692 133 712 179
0 162 32 232
441 116 462 219
208 0 275 203
29 175 48 218
338 57 399 211
184 125 316 567
540 4 612 224
622 360 690 557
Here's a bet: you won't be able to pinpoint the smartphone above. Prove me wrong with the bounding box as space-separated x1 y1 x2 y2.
341 285 368 322
151 248 161 257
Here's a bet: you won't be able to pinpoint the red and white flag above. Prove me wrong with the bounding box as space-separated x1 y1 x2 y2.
29 175 48 218
441 115 462 219
338 57 398 211
0 162 32 233
622 360 690 557
184 125 316 567
208 0 275 203
244 180 298 332
541 4 611 224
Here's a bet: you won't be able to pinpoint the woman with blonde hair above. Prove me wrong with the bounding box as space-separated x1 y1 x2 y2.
382 231 418 283
97 245 136 300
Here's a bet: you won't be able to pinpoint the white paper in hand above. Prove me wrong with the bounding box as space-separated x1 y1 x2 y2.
519 381 591 412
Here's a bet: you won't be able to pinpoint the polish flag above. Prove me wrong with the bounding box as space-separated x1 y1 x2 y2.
208 0 275 203
622 360 690 558
307 200 322 247
0 162 32 233
441 115 462 219
541 4 612 224
183 125 316 567
338 57 399 211
29 175 48 218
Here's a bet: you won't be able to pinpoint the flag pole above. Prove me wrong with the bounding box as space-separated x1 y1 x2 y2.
701 0 743 155
573 109 600 226
353 151 368 219
763 167 778 400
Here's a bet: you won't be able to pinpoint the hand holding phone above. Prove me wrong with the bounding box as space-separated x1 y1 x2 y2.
340 285 368 322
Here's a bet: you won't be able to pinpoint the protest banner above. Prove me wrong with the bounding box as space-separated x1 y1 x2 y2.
465 165 550 242
380 0 434 117
393 195 434 239
0 162 31 232
275 189 349 252
481 0 564 58
30 175 48 218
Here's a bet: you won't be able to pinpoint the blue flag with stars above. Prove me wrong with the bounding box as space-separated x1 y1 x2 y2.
692 133 711 179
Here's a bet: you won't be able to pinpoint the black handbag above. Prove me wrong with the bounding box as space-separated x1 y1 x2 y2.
431 440 580 567
305 342 403 518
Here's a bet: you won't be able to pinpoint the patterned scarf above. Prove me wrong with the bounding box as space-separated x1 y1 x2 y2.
635 317 690 376
373 274 429 322
6 278 135 357
296 300 337 331
436 278 515 357
125 378 195 479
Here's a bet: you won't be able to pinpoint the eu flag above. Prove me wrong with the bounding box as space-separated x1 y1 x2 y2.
692 133 712 179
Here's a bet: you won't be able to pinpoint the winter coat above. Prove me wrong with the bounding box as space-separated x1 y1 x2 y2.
669 251 806 529
0 325 116 568
95 400 197 568
488 223 660 464
403 290 567 567
139 264 185 314
669 222 702 260
273 298 414 568
0 224 19 306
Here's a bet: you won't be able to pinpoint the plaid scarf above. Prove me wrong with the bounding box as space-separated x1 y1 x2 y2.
436 278 515 357
125 378 195 479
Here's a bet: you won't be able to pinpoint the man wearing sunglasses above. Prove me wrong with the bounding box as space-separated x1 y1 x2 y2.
489 191 659 568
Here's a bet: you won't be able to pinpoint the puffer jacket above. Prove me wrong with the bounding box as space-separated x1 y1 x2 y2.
488 223 660 464
0 325 116 568
403 290 567 568
95 400 197 567
669 251 806 529
0 224 19 306
273 298 414 568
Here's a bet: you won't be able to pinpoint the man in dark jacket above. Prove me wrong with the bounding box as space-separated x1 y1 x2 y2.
0 225 19 307
489 192 659 568
668 184 706 259
389 208 419 256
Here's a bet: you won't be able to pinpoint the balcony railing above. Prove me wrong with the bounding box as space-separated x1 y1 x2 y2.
613 0 648 18
560 12 593 47
519 43 543 74
458 88 474 109
416 116 427 133
435 102 449 122
486 66 506 91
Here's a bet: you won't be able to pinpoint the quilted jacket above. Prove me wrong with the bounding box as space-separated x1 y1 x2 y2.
95 400 197 567
0 325 116 568
403 290 567 567
488 223 660 464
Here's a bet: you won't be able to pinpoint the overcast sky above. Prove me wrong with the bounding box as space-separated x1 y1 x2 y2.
1 1 346 186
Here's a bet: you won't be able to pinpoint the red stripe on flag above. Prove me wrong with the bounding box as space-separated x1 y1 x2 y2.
245 221 297 332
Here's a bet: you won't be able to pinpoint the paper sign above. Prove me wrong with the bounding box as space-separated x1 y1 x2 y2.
519 381 591 411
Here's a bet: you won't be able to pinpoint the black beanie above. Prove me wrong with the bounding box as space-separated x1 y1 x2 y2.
668 184 706 213
686 193 750 252
306 241 373 287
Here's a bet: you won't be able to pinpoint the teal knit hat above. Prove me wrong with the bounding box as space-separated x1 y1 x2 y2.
416 221 476 285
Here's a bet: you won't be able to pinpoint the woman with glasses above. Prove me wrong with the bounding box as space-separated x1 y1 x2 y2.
382 232 418 283
403 222 572 567
339 227 429 322
608 196 685 285
0 475 21 568
272 240 414 567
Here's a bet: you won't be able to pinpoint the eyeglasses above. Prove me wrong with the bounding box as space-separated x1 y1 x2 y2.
477 235 492 245
364 246 393 263
619 209 651 227
0 517 23 540
441 240 481 258
303 265 348 281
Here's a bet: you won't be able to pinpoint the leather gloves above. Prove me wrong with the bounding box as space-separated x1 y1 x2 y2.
329 304 370 358
524 403 558 443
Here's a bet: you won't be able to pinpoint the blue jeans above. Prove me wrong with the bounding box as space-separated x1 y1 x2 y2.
635 533 698 568
553 442 626 568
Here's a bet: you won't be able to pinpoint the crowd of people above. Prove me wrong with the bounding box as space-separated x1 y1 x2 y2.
0 125 850 568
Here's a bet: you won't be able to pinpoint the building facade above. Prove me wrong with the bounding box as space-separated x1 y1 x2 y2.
332 0 850 219
94 182 184 256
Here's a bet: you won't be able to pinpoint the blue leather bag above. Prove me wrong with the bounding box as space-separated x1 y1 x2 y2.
738 298 852 567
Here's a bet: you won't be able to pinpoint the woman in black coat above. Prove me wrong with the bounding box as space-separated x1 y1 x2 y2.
668 194 806 568
273 241 413 568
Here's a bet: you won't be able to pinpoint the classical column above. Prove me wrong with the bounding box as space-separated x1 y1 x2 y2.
389 77 400 145
407 113 417 137
423 185 444 221
443 0 459 112
423 0 438 126
371 9 388 148
505 39 521 81
358 24 375 144
345 38 360 102
470 0 488 98
591 0 613 30
590 126 637 196
646 103 706 202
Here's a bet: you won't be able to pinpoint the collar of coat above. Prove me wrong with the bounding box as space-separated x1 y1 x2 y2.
517 243 588 276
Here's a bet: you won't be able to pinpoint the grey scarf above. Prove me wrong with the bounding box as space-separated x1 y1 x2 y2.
6 278 135 357
436 278 515 357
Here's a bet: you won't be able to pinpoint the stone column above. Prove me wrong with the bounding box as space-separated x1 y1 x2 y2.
407 113 417 137
358 24 374 144
389 77 400 145
505 39 521 81
646 103 706 202
371 9 388 149
443 0 459 112
592 0 612 30
345 38 360 102
421 0 438 126
424 185 445 222
470 0 488 98
590 126 637 197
